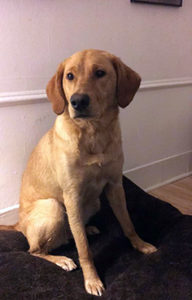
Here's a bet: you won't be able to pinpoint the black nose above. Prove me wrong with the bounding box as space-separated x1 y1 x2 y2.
70 94 90 111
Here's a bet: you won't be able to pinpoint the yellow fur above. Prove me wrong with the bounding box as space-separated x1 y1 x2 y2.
6 50 156 296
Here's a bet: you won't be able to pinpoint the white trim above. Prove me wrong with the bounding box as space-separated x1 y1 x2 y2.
145 171 192 192
123 150 192 191
0 90 47 107
0 204 19 215
0 206 19 226
0 77 192 108
123 150 192 174
140 77 192 91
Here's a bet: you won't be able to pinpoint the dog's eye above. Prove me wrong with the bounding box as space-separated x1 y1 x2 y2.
66 73 74 80
95 70 106 78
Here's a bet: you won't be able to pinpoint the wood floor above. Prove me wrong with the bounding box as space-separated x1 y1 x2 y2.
150 176 192 215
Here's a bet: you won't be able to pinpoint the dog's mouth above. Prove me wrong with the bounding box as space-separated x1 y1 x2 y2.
73 113 92 119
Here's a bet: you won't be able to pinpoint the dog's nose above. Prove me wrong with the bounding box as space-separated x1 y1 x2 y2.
70 94 90 111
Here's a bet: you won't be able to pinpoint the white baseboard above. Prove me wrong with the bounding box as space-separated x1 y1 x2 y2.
124 150 192 191
0 205 19 226
145 172 192 192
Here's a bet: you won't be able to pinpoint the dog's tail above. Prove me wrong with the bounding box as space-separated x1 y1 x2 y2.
0 223 18 231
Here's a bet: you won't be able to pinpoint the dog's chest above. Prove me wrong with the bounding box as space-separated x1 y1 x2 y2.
81 127 107 154
58 119 122 198
79 165 109 200
77 151 121 200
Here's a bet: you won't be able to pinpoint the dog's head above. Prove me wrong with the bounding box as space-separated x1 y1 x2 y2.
46 49 141 119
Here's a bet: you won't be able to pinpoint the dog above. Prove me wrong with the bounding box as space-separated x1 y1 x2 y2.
1 49 157 296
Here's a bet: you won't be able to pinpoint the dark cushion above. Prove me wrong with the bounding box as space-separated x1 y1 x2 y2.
0 176 191 300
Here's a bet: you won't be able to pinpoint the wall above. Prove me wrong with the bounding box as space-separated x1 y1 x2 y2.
0 0 192 224
1 0 192 92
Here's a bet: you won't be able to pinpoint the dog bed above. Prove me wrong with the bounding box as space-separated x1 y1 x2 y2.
0 176 192 300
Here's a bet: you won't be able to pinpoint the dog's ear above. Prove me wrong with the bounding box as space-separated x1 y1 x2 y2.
46 63 66 115
112 56 141 108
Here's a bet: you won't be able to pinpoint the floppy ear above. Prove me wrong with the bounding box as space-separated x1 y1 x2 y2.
112 57 141 108
46 63 66 115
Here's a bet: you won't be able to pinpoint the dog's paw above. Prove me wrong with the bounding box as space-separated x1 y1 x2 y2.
137 242 157 254
86 225 100 235
132 238 157 254
56 256 77 271
85 278 105 296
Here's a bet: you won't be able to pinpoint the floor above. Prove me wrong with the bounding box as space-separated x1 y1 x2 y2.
150 176 192 215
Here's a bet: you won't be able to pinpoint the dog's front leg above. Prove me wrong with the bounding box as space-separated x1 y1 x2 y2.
64 193 104 296
105 182 157 254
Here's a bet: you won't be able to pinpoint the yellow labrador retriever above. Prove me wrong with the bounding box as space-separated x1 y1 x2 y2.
2 49 157 296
